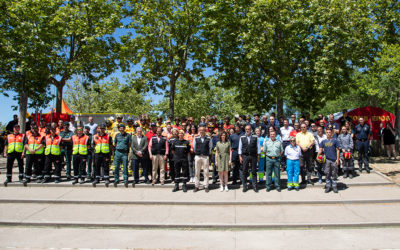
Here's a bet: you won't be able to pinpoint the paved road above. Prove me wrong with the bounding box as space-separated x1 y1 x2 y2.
1 157 400 249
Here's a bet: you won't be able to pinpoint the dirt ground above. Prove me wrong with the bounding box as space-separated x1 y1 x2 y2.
371 157 400 184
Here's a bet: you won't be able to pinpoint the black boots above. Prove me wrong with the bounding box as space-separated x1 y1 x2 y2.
172 183 179 192
182 183 187 192
3 177 11 186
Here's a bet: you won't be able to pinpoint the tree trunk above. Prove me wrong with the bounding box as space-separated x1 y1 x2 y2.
169 78 176 119
276 95 284 118
55 80 65 113
18 91 28 134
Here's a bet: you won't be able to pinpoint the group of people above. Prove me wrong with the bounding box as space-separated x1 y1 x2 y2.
2 110 396 194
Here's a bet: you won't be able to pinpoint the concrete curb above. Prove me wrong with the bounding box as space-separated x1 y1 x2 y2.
1 221 400 230
1 181 395 189
0 198 400 206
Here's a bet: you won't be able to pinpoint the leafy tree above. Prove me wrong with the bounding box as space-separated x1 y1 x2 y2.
65 78 152 115
0 0 58 132
48 0 125 113
122 0 213 118
154 77 255 122
205 0 376 116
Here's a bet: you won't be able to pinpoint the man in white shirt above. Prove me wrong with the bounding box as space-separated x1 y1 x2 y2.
280 119 294 170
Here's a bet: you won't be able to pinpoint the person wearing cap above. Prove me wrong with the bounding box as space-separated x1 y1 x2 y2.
162 124 173 140
42 124 63 183
170 129 191 192
69 115 77 133
83 126 94 181
25 122 35 141
39 119 47 136
113 123 132 187
252 114 266 133
105 119 114 136
148 127 169 185
137 116 149 134
200 116 206 124
92 123 113 187
23 124 45 184
3 124 25 186
156 117 166 129
59 121 74 180
111 115 124 136
223 116 234 132
187 117 194 127
172 117 182 130
24 123 46 184
71 125 91 184
285 136 301 191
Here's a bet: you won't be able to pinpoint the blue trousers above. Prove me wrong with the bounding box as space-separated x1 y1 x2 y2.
114 150 128 182
357 141 369 169
286 159 300 187
258 156 265 181
266 157 281 189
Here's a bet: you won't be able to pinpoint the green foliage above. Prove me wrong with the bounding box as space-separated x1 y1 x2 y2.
122 0 214 117
205 0 376 114
65 78 152 115
154 77 255 122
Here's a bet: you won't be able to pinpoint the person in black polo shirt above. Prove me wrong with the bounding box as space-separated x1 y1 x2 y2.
148 127 169 185
238 125 261 192
171 130 191 192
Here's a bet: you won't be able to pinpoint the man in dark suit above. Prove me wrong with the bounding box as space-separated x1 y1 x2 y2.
131 127 150 185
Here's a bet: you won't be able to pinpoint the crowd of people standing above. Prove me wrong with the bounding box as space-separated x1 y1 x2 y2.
2 110 398 194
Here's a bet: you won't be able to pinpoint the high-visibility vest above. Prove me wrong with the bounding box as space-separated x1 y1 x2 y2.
26 134 44 155
45 135 61 155
93 134 110 154
7 134 24 153
25 130 33 139
72 134 89 155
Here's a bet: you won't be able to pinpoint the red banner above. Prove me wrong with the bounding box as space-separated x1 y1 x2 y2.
32 113 71 125
344 106 395 140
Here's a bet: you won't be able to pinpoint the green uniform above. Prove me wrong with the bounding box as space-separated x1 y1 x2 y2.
59 130 74 178
113 132 132 182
